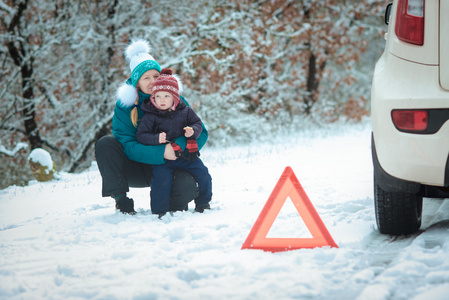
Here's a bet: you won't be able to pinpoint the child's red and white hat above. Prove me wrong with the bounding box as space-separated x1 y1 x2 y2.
151 68 182 110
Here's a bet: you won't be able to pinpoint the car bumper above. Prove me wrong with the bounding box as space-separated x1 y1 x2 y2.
371 53 449 187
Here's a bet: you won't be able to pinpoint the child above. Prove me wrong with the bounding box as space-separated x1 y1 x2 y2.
136 69 212 217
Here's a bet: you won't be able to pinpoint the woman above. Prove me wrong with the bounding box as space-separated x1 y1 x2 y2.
95 39 208 214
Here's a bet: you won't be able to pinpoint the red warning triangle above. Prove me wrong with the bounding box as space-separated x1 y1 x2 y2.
242 166 338 252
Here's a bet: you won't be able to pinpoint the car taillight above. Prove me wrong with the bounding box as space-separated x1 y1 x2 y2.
395 0 424 45
392 110 428 132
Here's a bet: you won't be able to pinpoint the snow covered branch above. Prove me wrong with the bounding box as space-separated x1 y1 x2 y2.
0 142 28 157
0 0 14 14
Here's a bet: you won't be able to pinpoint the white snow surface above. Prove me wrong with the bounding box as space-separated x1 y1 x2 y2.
1 121 449 300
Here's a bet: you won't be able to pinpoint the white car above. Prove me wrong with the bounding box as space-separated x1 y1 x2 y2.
371 0 449 235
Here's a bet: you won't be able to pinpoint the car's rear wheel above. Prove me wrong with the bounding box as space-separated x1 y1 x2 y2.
374 177 423 235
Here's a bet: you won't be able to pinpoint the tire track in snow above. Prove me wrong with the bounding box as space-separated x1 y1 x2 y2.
354 198 448 300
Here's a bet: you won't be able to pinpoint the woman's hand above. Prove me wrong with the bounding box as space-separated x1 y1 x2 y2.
164 143 177 160
159 132 167 144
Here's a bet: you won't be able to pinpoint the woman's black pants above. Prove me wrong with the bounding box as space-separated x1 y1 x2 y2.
94 135 198 211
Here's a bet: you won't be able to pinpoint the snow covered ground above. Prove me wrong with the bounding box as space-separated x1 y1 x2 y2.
1 121 449 300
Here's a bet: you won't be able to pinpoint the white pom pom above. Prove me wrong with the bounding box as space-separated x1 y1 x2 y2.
117 83 138 107
173 74 183 94
125 39 150 61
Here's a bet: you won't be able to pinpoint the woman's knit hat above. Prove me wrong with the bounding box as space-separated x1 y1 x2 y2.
150 69 183 110
116 39 161 107
126 40 161 87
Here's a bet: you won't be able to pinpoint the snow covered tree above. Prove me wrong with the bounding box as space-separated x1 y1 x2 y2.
150 0 387 140
1 0 123 186
0 0 388 189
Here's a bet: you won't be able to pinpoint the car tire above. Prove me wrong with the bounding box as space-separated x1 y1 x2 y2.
374 177 423 235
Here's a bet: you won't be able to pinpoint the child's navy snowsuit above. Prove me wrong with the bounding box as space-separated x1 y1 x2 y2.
151 158 212 214
136 98 212 214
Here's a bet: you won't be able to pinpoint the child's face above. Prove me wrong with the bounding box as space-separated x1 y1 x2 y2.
154 91 174 110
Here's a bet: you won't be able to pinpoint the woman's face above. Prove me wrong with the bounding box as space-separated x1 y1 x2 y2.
137 69 160 94
154 91 174 110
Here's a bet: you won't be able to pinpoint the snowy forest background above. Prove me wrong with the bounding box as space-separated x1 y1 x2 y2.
1 0 388 189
